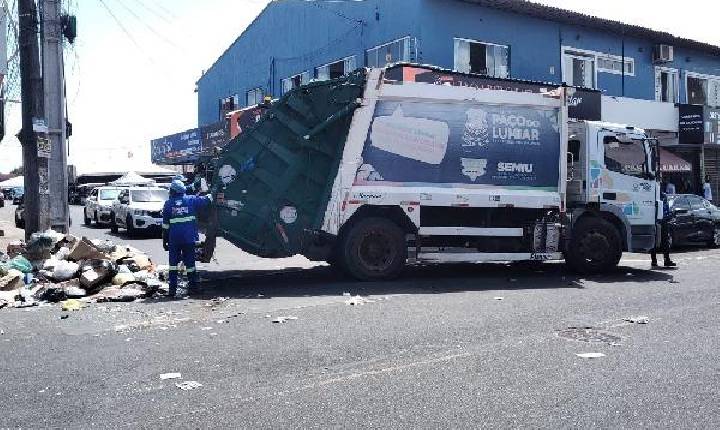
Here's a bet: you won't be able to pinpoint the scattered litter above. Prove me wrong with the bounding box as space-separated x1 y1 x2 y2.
272 316 298 324
175 381 202 391
216 319 229 324
61 299 83 312
342 292 351 297
624 316 649 324
59 314 69 320
200 327 213 331
160 373 182 380
345 295 372 306
265 314 271 318
493 297 504 301
209 332 218 337
576 352 605 359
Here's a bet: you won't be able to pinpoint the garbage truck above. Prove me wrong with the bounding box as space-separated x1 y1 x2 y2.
198 64 660 280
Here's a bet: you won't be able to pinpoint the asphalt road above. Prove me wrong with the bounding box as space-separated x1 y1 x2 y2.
2 204 720 428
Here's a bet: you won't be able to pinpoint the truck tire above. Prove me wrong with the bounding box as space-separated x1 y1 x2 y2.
566 218 622 275
83 209 92 226
340 217 407 281
110 213 118 233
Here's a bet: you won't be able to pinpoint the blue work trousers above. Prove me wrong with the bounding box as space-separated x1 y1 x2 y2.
168 243 197 294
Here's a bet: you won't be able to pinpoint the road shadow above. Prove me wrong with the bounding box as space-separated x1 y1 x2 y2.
173 261 675 302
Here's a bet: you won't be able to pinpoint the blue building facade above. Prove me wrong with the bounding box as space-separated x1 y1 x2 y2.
196 0 720 195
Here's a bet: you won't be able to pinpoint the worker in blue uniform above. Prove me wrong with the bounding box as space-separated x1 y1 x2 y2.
162 180 211 297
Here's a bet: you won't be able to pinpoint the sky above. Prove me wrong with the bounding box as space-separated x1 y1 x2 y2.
0 0 718 174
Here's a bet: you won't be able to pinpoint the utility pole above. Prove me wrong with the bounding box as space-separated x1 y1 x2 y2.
41 0 68 233
18 0 49 239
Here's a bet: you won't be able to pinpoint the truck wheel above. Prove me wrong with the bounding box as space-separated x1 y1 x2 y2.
566 218 622 275
110 213 118 233
83 209 92 226
340 217 407 281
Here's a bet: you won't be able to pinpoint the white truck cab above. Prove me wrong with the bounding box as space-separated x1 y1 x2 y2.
564 121 659 272
110 187 168 236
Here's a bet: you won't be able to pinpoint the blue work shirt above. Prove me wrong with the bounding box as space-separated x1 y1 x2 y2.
162 195 211 245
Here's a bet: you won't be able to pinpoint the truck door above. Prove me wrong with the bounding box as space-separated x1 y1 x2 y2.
597 133 656 227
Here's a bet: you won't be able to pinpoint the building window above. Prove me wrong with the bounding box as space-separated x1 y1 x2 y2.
367 36 415 68
246 87 263 106
686 73 720 107
315 56 356 81
454 38 509 78
655 68 678 103
562 47 635 89
218 94 240 120
563 50 595 88
281 71 310 95
597 55 634 75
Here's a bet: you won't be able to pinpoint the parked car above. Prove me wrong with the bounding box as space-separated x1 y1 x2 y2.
83 186 124 226
14 195 24 228
667 194 720 248
110 187 168 236
0 192 4 208
12 187 24 205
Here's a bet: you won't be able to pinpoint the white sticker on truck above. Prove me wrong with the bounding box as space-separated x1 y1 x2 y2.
369 106 449 165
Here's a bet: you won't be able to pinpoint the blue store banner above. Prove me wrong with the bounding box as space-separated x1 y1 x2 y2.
151 128 201 164
354 100 561 190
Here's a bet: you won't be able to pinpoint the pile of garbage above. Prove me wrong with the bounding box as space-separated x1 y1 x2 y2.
0 230 171 310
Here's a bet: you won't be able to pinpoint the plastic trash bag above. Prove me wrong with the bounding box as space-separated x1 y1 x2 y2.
52 260 80 281
9 256 33 274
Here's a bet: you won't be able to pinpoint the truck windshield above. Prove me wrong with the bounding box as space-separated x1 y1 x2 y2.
604 138 649 179
131 189 168 202
99 189 121 200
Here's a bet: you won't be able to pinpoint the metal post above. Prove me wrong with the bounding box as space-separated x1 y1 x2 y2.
18 0 49 239
42 0 68 233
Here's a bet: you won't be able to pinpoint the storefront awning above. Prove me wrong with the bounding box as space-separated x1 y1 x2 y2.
659 149 693 173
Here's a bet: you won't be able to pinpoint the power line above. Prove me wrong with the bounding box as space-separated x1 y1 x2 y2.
126 0 173 25
97 0 154 64
110 0 183 51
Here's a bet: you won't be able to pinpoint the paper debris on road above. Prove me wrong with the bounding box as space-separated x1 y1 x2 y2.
493 297 504 301
61 299 83 312
346 295 372 306
624 316 649 324
176 381 202 390
200 327 213 331
576 352 606 359
160 373 182 380
272 316 298 324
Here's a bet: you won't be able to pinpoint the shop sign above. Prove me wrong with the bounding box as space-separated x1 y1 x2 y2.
678 104 704 144
150 128 201 165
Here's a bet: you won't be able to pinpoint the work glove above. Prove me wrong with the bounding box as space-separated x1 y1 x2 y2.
162 231 169 251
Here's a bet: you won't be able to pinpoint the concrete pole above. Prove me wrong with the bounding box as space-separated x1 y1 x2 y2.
42 0 68 233
18 0 49 239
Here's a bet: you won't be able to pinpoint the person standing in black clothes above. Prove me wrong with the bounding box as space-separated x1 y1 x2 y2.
651 193 676 268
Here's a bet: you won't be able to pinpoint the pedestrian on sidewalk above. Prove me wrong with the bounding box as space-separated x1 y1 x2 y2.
162 180 212 297
703 175 713 202
651 192 676 269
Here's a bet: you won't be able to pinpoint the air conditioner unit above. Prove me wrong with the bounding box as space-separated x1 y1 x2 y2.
653 44 674 63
